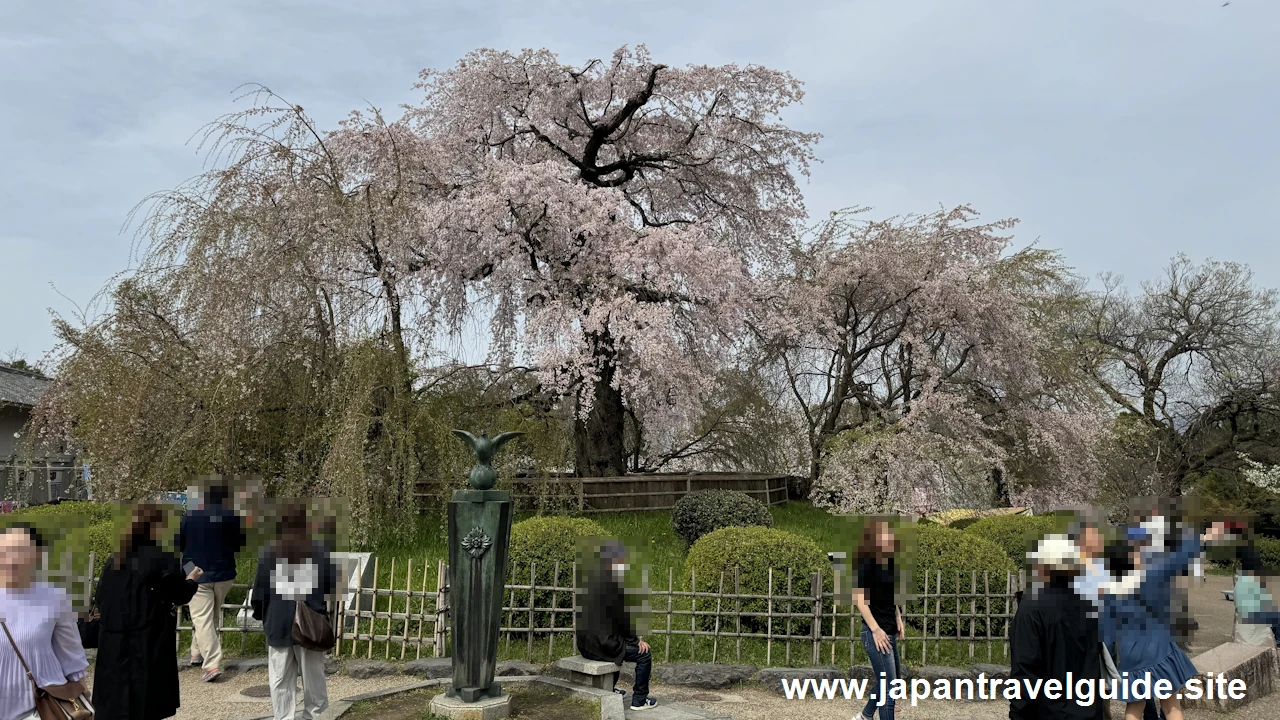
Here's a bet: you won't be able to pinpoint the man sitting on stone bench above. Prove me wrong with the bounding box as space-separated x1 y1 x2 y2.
576 539 656 711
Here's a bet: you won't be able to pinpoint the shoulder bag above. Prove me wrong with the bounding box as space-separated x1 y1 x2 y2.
1 620 95 720
291 597 335 651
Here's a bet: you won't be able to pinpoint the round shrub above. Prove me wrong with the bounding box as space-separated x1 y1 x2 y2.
509 516 608 581
686 526 830 633
508 515 609 630
671 490 773 545
913 524 1017 636
964 514 1063 566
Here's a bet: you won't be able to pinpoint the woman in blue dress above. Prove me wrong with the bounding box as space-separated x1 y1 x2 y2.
1100 523 1224 720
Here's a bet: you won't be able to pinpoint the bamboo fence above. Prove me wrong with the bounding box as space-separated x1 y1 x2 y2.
69 559 1026 667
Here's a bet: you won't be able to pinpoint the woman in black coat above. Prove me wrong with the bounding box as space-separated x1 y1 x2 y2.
93 503 203 720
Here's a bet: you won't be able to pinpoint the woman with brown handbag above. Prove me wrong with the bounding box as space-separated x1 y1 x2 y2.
91 504 202 720
250 501 336 720
0 523 91 720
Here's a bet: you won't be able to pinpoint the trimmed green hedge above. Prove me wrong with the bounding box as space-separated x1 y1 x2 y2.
686 526 830 633
1257 537 1280 569
9 501 117 525
671 490 773 545
913 524 1017 636
963 514 1063 567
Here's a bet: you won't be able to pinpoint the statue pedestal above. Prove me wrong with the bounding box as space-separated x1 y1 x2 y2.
430 692 512 720
447 488 514 703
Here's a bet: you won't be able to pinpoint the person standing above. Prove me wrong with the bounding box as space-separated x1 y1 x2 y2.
0 524 90 720
1009 534 1104 720
177 482 246 682
854 519 903 720
576 539 656 711
93 503 204 720
251 502 337 720
1100 523 1225 720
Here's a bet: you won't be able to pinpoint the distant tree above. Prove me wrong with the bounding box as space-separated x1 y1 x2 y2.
2 347 46 377
756 206 1104 514
1072 255 1280 495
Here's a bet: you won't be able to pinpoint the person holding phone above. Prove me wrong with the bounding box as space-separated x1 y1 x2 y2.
93 503 203 720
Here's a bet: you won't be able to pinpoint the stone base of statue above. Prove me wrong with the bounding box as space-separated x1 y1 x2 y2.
430 692 512 720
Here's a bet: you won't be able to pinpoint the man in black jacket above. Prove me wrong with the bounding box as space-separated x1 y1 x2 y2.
576 540 656 711
1010 534 1105 720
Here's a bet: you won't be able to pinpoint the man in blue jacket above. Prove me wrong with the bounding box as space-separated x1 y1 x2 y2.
177 483 246 682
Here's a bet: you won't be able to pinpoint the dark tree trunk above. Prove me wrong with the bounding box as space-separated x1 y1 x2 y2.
990 467 1011 507
574 332 628 477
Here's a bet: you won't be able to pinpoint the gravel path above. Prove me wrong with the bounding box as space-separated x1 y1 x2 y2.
82 664 424 720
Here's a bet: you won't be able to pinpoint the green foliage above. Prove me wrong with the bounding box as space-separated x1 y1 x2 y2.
508 516 608 629
912 524 1017 636
10 501 117 525
1189 469 1280 538
509 516 608 583
964 514 1064 566
1256 537 1280 570
671 490 773 545
686 526 830 633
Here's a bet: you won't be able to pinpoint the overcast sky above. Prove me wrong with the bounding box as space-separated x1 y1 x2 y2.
2 0 1276 364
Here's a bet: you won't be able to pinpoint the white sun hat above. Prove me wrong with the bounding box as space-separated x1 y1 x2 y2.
1029 534 1082 571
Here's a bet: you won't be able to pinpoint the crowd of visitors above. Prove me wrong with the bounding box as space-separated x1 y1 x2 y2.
0 482 336 720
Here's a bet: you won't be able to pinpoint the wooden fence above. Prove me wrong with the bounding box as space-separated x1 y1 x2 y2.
71 559 1027 667
414 473 793 513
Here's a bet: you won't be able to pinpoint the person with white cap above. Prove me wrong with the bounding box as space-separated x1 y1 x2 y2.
1009 533 1105 720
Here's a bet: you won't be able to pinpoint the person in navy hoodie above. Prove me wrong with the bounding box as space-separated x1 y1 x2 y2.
176 483 246 682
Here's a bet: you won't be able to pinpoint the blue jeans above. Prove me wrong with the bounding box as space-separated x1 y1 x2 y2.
624 644 651 704
860 626 900 720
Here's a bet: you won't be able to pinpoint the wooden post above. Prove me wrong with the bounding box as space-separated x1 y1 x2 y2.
664 568 673 663
527 562 537 660
785 568 793 665
690 567 697 661
984 571 991 663
969 571 977 660
350 560 363 657
766 568 773 666
401 558 413 660
934 569 942 663
921 570 928 665
416 556 429 659
548 561 560 662
434 561 448 658
711 571 725 663
811 571 821 666
368 557 379 659
734 566 742 663
386 557 395 659
570 562 578 654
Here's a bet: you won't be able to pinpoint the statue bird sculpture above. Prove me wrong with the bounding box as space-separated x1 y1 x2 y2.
452 429 524 490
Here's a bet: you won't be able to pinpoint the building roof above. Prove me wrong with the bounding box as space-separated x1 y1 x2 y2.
0 365 51 408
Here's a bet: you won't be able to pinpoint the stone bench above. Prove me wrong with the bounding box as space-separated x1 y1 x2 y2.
1183 642 1278 711
553 655 622 692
